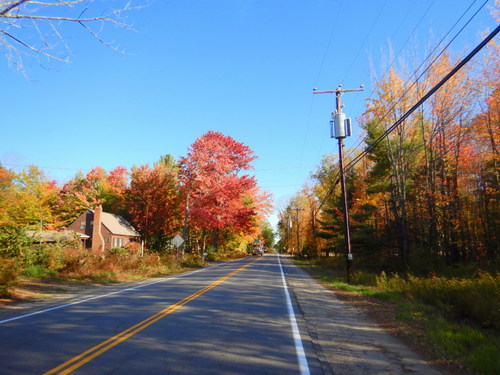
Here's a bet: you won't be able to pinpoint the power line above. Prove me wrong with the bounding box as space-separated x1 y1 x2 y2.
345 23 500 173
314 22 499 215
297 0 345 197
313 0 344 87
343 0 488 165
340 0 389 84
1 163 86 171
307 1 480 199
342 0 487 161
3 163 318 173
253 165 317 172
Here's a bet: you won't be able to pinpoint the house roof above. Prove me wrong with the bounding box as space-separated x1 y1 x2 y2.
26 230 87 242
99 212 140 237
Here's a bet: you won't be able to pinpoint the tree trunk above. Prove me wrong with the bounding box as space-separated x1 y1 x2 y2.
212 228 219 251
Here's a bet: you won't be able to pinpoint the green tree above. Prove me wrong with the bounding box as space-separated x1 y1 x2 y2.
260 222 275 250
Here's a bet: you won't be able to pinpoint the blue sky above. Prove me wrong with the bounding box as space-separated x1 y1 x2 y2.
1 0 497 229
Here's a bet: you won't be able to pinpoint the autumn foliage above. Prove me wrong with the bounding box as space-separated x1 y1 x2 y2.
179 131 271 250
278 40 499 272
127 163 181 249
0 132 271 258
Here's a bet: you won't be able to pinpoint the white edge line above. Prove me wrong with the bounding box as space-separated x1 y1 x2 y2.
0 259 239 325
278 255 311 375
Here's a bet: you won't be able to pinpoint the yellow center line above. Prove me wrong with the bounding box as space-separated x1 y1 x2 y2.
43 257 262 375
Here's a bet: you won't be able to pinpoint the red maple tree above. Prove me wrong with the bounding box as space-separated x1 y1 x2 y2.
179 131 262 249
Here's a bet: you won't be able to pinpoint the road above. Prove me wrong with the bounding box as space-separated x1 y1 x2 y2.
0 255 322 374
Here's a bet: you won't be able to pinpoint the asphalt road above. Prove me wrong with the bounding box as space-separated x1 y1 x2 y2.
0 255 322 375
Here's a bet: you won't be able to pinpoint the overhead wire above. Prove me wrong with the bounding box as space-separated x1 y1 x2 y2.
318 0 390 173
313 0 344 88
314 0 436 187
313 1 495 215
340 0 389 84
343 0 484 164
341 0 436 160
311 0 404 184
291 0 345 198
345 22 500 173
348 0 423 105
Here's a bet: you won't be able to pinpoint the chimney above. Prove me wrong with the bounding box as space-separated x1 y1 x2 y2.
91 205 105 254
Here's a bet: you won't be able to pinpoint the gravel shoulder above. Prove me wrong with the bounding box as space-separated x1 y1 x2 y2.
281 257 448 375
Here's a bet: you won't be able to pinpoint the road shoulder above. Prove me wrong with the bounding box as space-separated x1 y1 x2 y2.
282 257 444 375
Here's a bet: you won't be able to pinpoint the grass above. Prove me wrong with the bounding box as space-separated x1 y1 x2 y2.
22 265 57 278
294 258 500 375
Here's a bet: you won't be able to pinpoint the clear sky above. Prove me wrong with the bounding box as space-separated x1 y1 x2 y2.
1 0 497 229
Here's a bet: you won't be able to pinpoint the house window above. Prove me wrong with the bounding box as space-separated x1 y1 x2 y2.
80 221 86 230
112 238 123 248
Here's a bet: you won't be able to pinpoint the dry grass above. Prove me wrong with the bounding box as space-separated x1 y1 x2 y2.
0 244 205 305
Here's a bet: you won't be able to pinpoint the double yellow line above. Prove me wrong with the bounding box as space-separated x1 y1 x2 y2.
44 257 262 375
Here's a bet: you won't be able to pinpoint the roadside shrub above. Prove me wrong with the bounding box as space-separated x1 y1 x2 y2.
158 254 179 270
21 246 51 268
19 242 71 276
205 246 244 261
22 265 56 278
376 271 500 330
108 247 130 256
314 255 343 269
90 271 117 283
350 270 377 286
375 271 407 291
181 253 203 268
412 272 500 329
57 246 88 275
0 259 18 297
45 243 68 272
0 224 32 257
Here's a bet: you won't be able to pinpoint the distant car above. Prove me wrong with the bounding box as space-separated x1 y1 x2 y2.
251 240 264 256
252 247 263 256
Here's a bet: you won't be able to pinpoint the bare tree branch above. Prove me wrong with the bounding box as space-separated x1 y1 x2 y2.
0 1 30 16
0 0 144 71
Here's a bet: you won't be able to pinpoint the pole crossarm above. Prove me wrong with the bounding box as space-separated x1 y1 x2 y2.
312 88 364 95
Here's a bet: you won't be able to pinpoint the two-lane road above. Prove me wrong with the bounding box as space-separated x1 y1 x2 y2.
0 255 322 374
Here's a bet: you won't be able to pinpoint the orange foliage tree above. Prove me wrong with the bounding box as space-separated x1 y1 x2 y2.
179 131 270 251
126 163 181 250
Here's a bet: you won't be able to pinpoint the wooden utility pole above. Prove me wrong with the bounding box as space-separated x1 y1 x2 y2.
313 85 363 282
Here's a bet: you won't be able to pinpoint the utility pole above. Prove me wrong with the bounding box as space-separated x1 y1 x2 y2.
291 206 304 257
313 85 363 283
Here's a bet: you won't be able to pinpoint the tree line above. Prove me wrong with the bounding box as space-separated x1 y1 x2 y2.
278 39 498 272
0 131 273 255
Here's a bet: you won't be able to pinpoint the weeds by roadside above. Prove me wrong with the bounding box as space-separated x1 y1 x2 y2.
0 241 207 299
294 258 500 375
0 259 18 297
